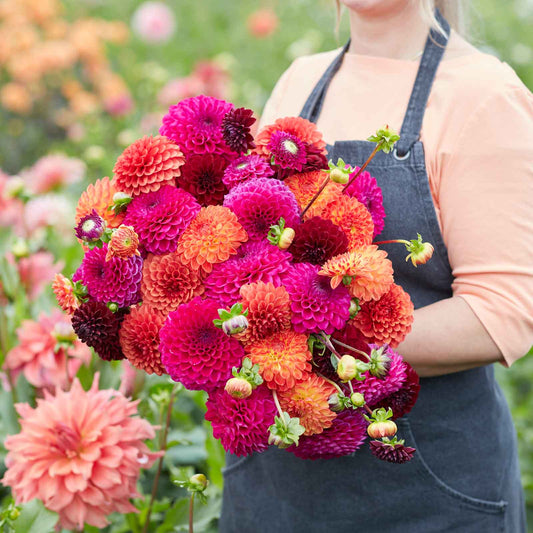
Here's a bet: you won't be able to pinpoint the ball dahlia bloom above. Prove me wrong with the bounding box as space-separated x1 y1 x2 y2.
113 136 185 197
351 283 414 347
3 310 91 391
53 273 79 315
222 154 274 190
1 376 162 531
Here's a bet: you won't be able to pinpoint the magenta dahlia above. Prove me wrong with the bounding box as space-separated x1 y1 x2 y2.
177 153 229 206
344 168 386 238
223 177 300 240
222 154 274 190
267 131 307 172
71 301 125 361
205 385 277 456
74 209 105 242
289 216 348 264
204 241 292 307
288 409 367 460
159 297 244 391
160 95 235 156
284 263 351 335
221 107 256 154
77 244 142 307
123 184 200 255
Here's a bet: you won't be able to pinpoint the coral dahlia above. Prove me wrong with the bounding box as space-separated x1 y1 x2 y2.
245 329 312 392
160 297 244 391
205 385 277 456
351 284 414 347
177 205 248 274
76 176 125 229
53 273 79 314
112 135 185 197
277 373 336 436
1 376 161 530
222 154 274 190
106 225 140 261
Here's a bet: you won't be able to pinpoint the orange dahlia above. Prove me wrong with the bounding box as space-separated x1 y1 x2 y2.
177 205 248 274
285 171 342 220
106 225 140 260
351 283 414 347
141 252 204 314
319 245 394 302
113 135 185 197
52 273 79 314
245 330 312 392
278 373 336 436
75 176 125 229
321 195 374 250
119 304 166 375
237 282 292 344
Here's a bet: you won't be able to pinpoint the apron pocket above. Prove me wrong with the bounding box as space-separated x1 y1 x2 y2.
222 452 254 477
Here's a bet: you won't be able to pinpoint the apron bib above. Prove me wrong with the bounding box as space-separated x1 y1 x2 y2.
220 11 526 532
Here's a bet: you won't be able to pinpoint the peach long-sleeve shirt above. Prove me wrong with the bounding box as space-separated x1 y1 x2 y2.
259 44 533 366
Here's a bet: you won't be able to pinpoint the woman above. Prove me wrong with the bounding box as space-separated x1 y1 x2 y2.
220 1 532 532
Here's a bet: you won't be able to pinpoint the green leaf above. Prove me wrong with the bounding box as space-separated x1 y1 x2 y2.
12 500 57 533
330 354 338 371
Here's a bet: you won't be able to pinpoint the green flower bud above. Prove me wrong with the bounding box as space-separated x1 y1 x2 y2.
337 354 357 381
189 473 208 491
350 392 365 407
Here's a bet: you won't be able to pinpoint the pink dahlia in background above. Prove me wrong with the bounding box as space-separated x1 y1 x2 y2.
23 154 85 194
123 185 200 255
77 244 142 307
131 1 176 44
284 263 351 335
205 385 277 456
288 410 367 460
3 310 91 390
113 136 185 197
160 95 235 156
16 251 64 301
222 154 274 190
1 376 161 531
24 194 74 238
0 173 25 235
247 8 279 39
204 240 292 307
160 297 244 391
177 153 229 206
223 177 300 241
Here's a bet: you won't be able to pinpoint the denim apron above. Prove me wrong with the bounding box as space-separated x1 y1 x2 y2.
220 13 526 532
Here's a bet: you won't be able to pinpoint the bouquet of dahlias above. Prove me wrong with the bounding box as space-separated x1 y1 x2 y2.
56 95 434 463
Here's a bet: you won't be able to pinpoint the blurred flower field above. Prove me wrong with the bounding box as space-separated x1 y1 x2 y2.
0 0 532 531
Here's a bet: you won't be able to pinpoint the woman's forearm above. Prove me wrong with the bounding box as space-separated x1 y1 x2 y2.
397 296 504 377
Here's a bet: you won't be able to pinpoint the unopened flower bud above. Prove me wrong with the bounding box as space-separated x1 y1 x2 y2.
189 473 208 491
225 377 253 399
350 392 365 407
107 302 119 313
367 420 397 439
268 432 290 449
278 227 295 249
4 176 25 198
369 348 391 378
337 354 357 381
404 234 434 266
328 393 344 412
8 508 20 520
329 168 349 184
349 298 360 319
222 315 248 336
11 238 29 258
106 225 140 260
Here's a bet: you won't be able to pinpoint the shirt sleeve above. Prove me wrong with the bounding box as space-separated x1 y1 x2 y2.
439 85 533 366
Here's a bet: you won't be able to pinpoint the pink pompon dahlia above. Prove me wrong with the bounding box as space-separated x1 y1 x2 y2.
288 409 368 460
344 168 386 238
160 95 235 156
177 153 229 206
267 130 307 172
112 135 185 197
351 283 414 347
223 177 300 241
119 304 166 375
77 244 142 307
221 107 256 154
141 252 205 314
284 263 351 335
71 301 126 361
123 184 201 255
1 376 161 531
205 385 277 456
289 216 348 265
204 240 292 307
159 297 244 391
3 310 91 391
222 154 274 190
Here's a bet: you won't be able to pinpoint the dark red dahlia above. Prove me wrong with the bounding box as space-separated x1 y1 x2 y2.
71 301 125 361
222 107 256 154
177 153 229 206
289 216 349 264
369 439 416 463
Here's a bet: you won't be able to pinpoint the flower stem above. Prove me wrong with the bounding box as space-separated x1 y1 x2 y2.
330 338 371 361
341 140 384 193
272 389 285 421
300 175 330 220
373 239 409 246
315 372 344 395
363 404 373 416
319 332 341 361
142 388 177 533
188 492 195 533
